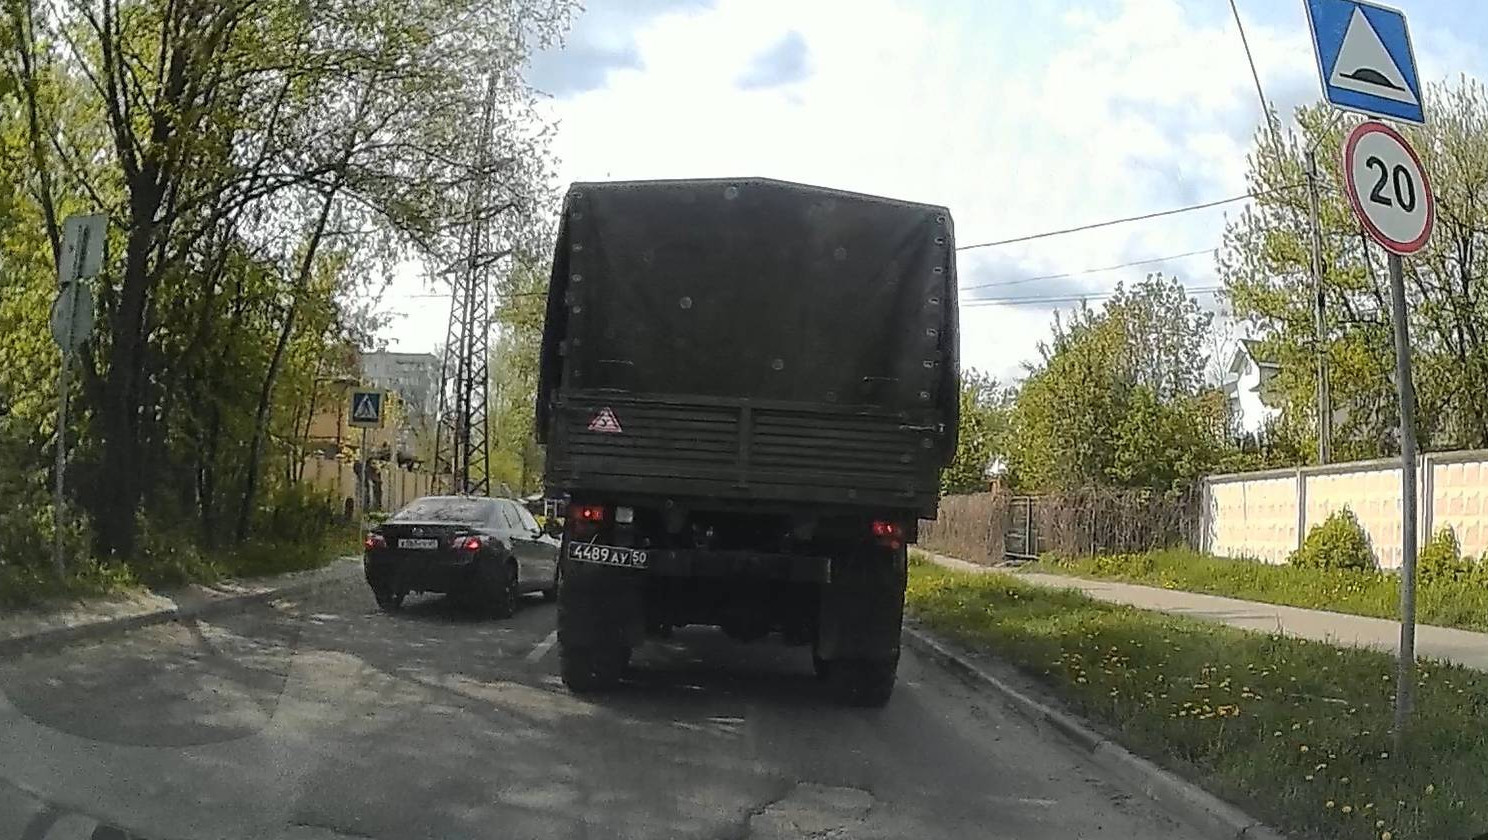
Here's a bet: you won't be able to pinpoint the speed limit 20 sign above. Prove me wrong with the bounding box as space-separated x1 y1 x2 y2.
1342 120 1434 254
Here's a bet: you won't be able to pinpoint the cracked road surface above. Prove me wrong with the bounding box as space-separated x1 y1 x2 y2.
0 572 1196 839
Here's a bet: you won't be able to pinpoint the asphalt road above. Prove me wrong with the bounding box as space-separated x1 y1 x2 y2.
0 573 1197 840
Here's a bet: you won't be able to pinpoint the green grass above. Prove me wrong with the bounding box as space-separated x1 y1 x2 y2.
1027 549 1488 633
906 555 1488 840
0 528 357 610
0 558 142 610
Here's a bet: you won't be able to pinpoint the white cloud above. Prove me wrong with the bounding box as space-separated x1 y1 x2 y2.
379 0 1335 384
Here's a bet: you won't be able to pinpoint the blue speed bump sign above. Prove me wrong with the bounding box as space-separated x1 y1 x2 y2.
349 389 385 428
1305 0 1424 124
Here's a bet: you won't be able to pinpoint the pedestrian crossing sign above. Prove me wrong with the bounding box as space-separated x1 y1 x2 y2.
349 389 385 428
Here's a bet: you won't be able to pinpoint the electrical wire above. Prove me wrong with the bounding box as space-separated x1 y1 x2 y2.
960 247 1216 291
955 185 1302 251
962 286 1224 308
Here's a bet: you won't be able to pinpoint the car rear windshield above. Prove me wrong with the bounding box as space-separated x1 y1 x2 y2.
390 497 494 524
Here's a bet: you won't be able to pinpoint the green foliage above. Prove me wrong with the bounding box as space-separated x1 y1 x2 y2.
907 559 1488 840
1290 509 1376 572
1037 546 1488 633
1 0 574 576
941 369 1010 494
487 253 551 495
132 515 223 589
1416 527 1488 585
1006 273 1231 492
1223 80 1488 457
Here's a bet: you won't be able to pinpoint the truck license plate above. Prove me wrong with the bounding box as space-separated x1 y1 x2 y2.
399 538 439 549
567 542 649 569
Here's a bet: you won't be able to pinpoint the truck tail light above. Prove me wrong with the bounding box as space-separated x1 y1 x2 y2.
871 520 904 550
364 533 386 550
460 536 484 551
572 504 606 522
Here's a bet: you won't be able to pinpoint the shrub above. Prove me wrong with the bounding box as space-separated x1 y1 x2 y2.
131 513 222 588
1289 508 1376 571
1417 527 1475 583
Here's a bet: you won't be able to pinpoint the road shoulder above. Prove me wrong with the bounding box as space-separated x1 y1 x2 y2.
0 558 362 659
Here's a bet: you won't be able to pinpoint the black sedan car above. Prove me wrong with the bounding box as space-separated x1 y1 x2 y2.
363 495 560 616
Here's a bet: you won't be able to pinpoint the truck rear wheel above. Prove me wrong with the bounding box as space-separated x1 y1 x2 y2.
827 658 897 707
559 644 629 693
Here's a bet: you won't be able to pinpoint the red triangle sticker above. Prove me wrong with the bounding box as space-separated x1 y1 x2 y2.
587 407 624 434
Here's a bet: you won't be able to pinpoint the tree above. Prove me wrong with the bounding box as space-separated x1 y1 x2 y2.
940 369 1010 495
1005 273 1230 493
3 0 573 562
487 250 550 495
1221 79 1488 461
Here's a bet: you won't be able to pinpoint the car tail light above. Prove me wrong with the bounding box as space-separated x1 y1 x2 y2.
871 520 904 550
572 504 606 523
460 536 483 551
364 533 386 550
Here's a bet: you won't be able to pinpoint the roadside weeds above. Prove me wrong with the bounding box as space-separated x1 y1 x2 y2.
905 553 1488 840
1029 548 1488 633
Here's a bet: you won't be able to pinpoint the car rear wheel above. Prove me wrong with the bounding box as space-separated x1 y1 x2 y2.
486 559 519 619
372 587 404 613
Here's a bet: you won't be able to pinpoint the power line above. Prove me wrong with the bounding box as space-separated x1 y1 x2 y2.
962 286 1224 308
960 247 1216 292
1229 0 1278 140
955 185 1302 251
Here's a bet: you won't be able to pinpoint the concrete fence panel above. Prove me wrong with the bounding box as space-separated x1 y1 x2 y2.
1202 448 1488 570
1204 471 1299 564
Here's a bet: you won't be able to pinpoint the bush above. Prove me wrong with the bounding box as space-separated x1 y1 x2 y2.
132 513 222 588
1289 508 1376 571
1418 527 1472 583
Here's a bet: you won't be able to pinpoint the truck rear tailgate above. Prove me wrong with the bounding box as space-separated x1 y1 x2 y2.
547 393 940 512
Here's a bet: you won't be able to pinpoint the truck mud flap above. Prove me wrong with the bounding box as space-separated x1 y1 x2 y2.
557 556 647 648
816 546 907 662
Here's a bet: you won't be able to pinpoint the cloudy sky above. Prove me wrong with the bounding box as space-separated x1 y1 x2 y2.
378 0 1486 386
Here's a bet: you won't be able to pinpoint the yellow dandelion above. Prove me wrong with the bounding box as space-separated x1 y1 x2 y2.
1292 723 1302 731
1425 783 1435 795
1305 774 1315 781
1300 745 1309 753
1342 805 1353 814
1382 832 1392 840
1376 820 1386 828
1325 800 1335 809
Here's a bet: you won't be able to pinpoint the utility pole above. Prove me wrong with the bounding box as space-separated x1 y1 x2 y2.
1306 150 1331 464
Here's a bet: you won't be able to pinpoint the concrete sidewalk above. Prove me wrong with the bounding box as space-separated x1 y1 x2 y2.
924 552 1488 673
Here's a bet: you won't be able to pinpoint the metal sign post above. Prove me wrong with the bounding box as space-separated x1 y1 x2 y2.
1340 119 1435 740
1385 251 1418 730
51 214 105 578
348 389 386 539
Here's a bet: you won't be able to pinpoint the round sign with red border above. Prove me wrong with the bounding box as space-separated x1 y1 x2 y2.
1342 121 1435 255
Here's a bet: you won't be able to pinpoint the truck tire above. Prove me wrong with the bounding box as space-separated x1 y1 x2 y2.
559 645 629 693
828 658 897 707
557 557 633 692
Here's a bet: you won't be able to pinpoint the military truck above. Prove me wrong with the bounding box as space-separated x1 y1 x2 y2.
536 178 958 706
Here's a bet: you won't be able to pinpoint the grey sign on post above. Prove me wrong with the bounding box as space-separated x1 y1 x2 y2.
58 214 107 288
50 282 95 354
53 213 107 579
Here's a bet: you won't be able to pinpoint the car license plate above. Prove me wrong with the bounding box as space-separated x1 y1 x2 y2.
567 542 649 569
399 538 439 550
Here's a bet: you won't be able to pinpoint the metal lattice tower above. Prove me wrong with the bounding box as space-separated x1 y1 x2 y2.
433 74 500 496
